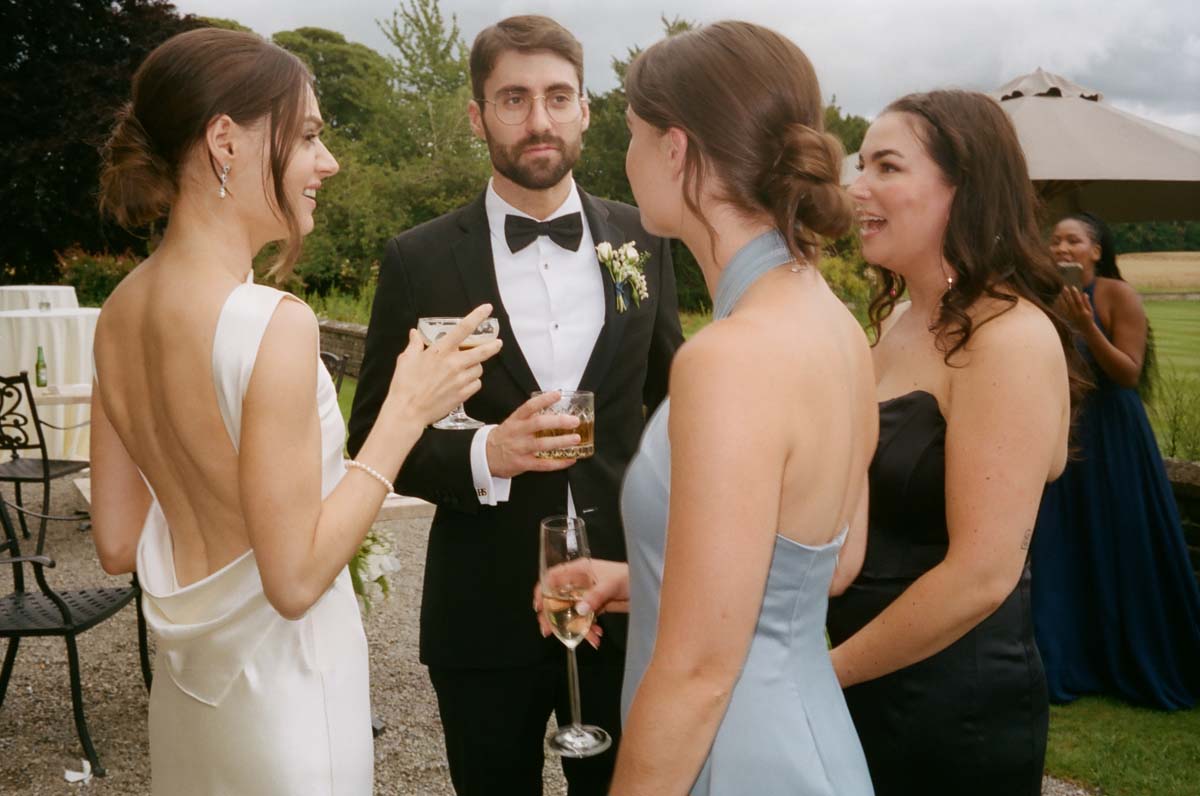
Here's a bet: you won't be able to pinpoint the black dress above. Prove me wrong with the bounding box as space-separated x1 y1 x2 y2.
827 390 1048 796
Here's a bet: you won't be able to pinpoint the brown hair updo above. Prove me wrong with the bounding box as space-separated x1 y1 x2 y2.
99 27 313 279
625 20 853 264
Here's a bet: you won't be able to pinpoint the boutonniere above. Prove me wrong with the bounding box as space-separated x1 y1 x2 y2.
596 241 650 313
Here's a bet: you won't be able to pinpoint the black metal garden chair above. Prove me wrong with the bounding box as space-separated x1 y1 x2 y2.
319 350 348 396
0 498 152 777
0 371 91 539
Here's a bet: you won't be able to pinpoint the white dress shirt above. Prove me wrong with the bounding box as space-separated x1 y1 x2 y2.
469 178 606 509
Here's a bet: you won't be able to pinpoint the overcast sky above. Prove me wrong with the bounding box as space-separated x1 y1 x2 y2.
174 0 1200 135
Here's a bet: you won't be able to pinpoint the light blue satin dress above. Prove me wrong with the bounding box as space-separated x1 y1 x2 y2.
619 230 874 795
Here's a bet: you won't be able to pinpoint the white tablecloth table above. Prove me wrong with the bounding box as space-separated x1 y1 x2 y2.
0 285 80 311
0 307 99 461
32 383 93 406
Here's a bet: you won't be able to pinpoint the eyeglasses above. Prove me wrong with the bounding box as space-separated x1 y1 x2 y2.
478 90 586 126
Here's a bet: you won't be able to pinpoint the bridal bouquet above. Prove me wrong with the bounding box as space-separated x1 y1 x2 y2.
349 528 402 615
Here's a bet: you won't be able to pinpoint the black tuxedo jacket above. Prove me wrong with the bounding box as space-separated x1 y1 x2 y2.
347 189 683 668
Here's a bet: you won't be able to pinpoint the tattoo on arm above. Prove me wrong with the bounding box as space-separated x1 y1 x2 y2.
1020 528 1033 550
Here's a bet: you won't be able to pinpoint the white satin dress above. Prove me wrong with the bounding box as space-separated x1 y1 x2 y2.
133 282 373 794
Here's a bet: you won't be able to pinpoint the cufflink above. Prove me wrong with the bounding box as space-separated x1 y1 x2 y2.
477 488 488 497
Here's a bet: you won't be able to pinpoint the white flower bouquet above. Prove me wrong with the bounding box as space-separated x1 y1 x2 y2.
349 528 402 615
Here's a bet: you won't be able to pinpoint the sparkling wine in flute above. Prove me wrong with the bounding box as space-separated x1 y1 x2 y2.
539 515 611 758
416 316 500 430
542 587 594 649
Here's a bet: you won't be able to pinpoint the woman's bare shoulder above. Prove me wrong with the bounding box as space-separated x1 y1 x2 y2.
972 295 1059 346
1095 276 1143 310
952 298 1065 396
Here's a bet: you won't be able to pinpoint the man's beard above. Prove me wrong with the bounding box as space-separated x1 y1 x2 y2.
483 122 582 191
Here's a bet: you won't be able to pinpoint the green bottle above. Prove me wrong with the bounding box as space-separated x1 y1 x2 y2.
35 346 47 388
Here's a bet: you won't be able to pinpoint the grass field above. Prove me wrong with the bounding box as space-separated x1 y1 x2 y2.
1047 697 1200 796
1118 251 1200 294
1147 300 1200 381
338 376 358 429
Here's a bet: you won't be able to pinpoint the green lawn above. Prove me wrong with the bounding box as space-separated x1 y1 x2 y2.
1047 697 1200 796
680 310 711 339
1147 300 1200 381
338 375 357 425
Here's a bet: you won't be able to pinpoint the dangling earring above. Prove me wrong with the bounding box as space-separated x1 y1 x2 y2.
218 163 230 199
946 275 954 291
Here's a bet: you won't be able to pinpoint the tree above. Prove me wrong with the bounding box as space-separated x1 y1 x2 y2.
1 0 204 281
574 16 713 311
273 27 396 142
199 16 251 32
376 0 480 165
1112 221 1200 254
281 2 488 295
379 0 468 99
824 96 869 155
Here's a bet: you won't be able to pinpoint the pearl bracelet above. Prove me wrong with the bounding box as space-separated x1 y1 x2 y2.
345 459 395 494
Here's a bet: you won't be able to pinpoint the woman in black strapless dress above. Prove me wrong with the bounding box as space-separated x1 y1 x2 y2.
826 90 1088 796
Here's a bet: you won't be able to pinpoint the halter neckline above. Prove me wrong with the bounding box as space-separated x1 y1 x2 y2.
712 229 796 320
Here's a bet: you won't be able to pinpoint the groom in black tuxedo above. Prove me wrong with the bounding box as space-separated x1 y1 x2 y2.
347 15 682 796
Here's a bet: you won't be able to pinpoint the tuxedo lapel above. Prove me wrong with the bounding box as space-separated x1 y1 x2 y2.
578 191 631 393
452 194 540 396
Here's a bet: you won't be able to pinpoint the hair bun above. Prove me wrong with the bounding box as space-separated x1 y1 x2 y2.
760 123 855 255
99 103 174 230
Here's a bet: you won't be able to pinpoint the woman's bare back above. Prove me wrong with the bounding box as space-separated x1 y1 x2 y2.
720 266 878 547
95 258 257 585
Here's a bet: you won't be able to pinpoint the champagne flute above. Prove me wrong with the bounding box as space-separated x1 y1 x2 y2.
417 316 499 430
539 515 612 758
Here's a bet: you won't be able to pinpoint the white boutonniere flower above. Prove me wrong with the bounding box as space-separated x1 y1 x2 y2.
596 240 651 313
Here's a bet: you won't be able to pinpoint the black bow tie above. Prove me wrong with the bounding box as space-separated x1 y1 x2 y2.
504 212 584 253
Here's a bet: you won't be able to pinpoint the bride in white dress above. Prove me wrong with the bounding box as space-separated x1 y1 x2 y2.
87 29 501 794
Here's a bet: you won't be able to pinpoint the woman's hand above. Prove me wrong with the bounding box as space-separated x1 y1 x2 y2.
382 304 502 427
1060 286 1096 332
532 558 630 649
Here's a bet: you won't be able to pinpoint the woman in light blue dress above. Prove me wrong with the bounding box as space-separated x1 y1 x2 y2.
546 21 877 795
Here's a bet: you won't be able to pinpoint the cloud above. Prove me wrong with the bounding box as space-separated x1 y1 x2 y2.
175 0 1200 133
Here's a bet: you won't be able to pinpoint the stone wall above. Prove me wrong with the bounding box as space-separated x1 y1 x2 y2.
1165 458 1200 585
318 319 367 379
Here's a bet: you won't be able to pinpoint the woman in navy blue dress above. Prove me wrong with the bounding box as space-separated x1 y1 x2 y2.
1033 212 1200 710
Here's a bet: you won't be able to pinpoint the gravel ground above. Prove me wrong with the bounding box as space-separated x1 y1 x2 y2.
1 478 1095 795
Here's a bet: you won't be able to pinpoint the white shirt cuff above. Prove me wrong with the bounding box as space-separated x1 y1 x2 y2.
470 425 511 506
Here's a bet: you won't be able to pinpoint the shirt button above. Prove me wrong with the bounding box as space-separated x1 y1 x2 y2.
543 263 549 270
553 323 559 330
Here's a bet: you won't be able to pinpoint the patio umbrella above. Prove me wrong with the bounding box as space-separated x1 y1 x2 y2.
840 68 1200 222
